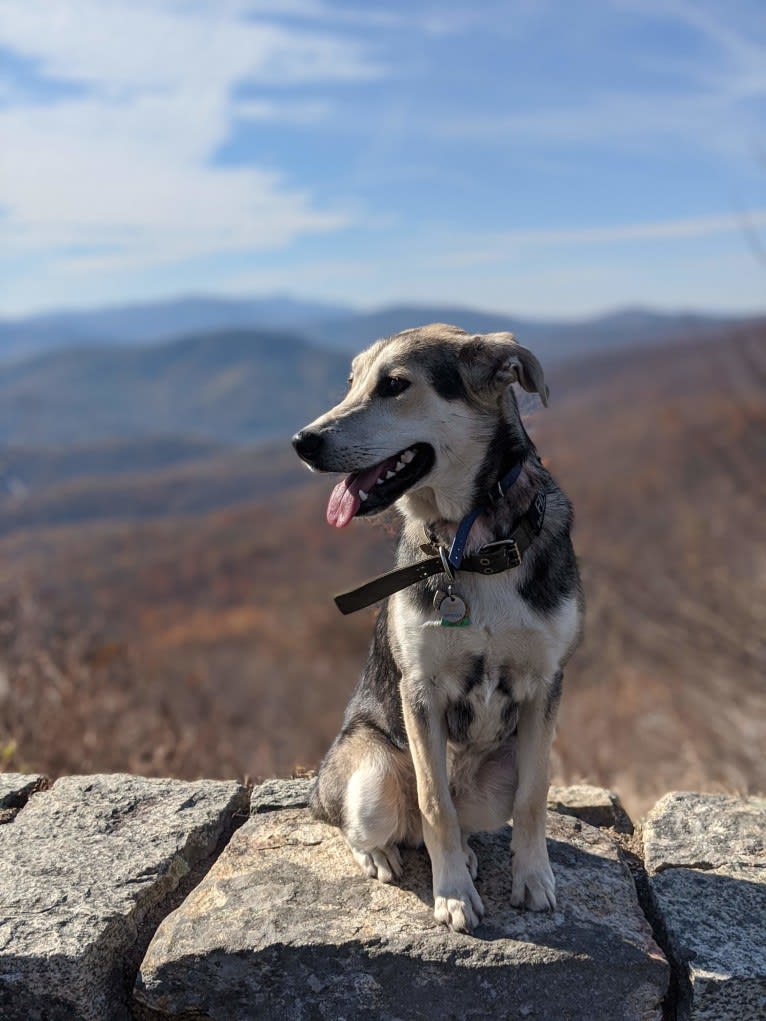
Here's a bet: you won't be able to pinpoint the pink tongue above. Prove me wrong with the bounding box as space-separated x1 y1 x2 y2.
326 460 392 528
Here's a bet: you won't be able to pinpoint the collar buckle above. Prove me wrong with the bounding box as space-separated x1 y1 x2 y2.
479 538 522 569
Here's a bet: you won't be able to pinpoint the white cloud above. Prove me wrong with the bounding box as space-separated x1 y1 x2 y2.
435 91 764 159
436 210 766 269
232 98 331 124
614 0 766 104
434 1 766 158
0 0 376 279
214 237 766 319
0 0 382 91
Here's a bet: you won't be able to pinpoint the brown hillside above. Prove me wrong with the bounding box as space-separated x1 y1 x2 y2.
1 323 764 816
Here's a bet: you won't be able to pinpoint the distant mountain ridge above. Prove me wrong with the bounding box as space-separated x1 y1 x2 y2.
0 293 755 363
301 303 745 360
1 309 764 449
0 295 353 361
0 316 762 544
0 328 349 446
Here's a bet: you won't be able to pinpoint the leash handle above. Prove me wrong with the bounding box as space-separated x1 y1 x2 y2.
334 556 443 615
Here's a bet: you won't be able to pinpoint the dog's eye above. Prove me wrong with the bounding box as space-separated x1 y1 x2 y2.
347 375 353 389
377 376 411 398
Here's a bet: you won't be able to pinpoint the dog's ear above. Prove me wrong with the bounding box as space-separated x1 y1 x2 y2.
459 333 549 407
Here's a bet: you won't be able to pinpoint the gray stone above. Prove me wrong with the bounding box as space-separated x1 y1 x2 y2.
250 776 313 815
136 789 668 1021
0 773 48 821
0 773 248 1021
644 792 766 1021
643 791 765 873
548 783 633 833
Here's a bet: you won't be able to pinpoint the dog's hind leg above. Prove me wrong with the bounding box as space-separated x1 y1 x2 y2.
345 759 406 883
312 726 418 884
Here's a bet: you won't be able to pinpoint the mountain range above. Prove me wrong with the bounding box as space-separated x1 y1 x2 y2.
0 295 761 449
0 294 753 362
300 303 745 358
0 295 350 359
0 329 349 446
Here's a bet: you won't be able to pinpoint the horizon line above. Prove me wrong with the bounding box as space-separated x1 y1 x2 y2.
2 291 765 327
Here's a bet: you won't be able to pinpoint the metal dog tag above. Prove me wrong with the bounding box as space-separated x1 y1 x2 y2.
437 592 469 627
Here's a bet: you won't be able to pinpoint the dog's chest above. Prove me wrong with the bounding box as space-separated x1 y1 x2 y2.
442 661 519 749
395 572 569 688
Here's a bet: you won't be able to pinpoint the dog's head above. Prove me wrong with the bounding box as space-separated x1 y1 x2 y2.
293 323 548 527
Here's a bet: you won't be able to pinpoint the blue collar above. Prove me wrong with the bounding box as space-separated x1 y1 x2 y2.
447 461 524 570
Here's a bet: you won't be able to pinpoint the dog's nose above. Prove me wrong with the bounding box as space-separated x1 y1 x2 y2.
292 429 323 462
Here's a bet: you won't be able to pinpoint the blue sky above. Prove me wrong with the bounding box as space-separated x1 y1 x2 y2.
0 0 764 318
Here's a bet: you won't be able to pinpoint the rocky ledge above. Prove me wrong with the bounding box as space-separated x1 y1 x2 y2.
0 774 762 1021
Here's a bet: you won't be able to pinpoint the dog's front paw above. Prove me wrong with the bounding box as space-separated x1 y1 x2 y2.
433 870 484 933
351 844 403 884
510 853 556 911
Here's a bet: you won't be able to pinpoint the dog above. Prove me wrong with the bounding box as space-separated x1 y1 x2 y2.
292 323 583 933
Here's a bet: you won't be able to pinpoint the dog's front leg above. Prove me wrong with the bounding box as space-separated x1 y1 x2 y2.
401 681 484 933
510 690 557 911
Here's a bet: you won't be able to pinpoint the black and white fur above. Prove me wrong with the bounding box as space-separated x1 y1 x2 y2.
293 324 584 933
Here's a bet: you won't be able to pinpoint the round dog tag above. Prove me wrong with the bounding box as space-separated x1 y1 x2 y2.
438 593 468 625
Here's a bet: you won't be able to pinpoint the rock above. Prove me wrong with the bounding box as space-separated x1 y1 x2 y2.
0 773 248 1021
250 776 313 814
548 783 633 833
643 791 765 873
0 772 48 809
136 781 668 1021
644 792 766 1021
0 773 48 822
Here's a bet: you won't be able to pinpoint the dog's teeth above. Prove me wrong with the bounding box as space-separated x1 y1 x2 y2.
376 477 385 485
359 490 368 501
395 461 405 471
386 470 396 479
401 450 415 463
